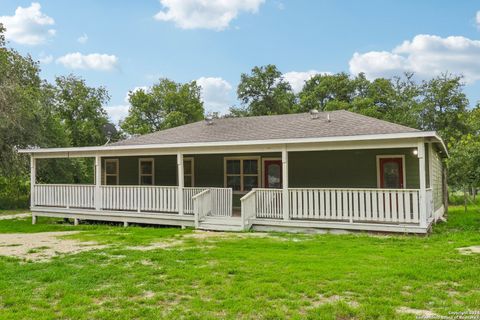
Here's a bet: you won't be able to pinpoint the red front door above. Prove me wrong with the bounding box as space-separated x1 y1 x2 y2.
264 160 282 188
379 157 404 188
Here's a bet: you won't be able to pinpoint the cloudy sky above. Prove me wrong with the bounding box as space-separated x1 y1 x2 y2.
1 1 480 124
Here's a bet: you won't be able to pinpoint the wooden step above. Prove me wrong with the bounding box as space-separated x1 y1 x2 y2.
198 222 244 232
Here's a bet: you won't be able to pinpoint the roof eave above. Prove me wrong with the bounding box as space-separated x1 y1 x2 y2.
18 131 446 155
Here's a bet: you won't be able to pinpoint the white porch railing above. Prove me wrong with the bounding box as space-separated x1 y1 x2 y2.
183 187 208 214
288 188 421 223
33 184 95 209
33 184 232 217
193 189 212 228
245 188 424 225
101 186 178 212
254 188 283 219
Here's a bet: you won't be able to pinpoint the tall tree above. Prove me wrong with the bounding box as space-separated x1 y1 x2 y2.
53 75 111 147
234 65 297 116
299 72 358 112
420 74 470 143
121 78 204 135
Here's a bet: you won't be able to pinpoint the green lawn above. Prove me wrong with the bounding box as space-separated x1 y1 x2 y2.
0 206 479 319
0 208 29 216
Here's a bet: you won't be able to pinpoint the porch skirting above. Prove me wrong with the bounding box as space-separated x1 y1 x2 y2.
31 206 433 234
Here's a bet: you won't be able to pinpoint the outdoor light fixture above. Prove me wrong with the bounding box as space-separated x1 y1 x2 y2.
413 149 418 156
310 109 319 119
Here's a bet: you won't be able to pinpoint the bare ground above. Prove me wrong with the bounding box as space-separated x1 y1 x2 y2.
0 231 105 261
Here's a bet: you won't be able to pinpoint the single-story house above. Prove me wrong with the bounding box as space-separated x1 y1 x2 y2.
19 110 448 233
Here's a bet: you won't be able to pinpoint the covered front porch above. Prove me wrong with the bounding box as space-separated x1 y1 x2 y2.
26 137 445 234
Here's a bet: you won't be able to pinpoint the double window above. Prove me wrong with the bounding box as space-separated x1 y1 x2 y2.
224 157 260 192
104 159 119 185
139 158 154 185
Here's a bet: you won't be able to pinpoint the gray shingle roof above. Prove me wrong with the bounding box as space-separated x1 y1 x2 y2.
110 110 420 147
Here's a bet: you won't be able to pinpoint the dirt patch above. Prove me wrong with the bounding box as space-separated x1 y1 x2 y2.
0 231 106 261
396 306 438 317
0 213 30 220
457 246 480 255
304 294 359 311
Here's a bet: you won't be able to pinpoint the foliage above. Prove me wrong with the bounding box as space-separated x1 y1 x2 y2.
52 75 112 147
121 78 204 135
233 64 297 116
446 135 480 192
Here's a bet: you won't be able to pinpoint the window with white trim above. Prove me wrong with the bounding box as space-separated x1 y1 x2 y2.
225 157 260 192
139 158 154 185
104 159 119 185
184 158 194 187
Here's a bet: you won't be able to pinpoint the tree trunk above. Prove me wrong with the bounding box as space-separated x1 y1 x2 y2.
464 187 468 213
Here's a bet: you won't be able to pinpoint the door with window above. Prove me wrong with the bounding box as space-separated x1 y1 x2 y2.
264 160 282 188
378 157 404 189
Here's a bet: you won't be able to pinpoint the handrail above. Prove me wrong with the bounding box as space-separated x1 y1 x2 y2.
241 189 257 230
192 189 210 200
240 189 257 201
288 187 422 192
193 189 212 228
35 183 95 187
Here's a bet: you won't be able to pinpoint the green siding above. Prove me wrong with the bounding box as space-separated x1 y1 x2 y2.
288 148 419 189
104 149 420 207
103 156 177 186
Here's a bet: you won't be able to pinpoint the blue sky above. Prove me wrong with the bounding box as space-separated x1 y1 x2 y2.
1 0 480 124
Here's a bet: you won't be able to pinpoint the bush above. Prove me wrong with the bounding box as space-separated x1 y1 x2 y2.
0 176 30 209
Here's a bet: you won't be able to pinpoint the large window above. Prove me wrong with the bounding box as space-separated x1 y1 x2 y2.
104 159 119 185
184 158 194 187
139 158 154 185
224 157 260 192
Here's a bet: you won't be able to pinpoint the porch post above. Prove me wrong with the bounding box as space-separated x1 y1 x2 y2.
95 155 102 211
30 155 37 224
282 146 289 221
418 141 427 228
177 152 184 215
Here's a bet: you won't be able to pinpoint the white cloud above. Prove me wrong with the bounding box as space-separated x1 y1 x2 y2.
283 70 331 93
38 52 53 64
56 52 119 71
77 33 88 44
154 0 265 30
476 11 480 28
349 34 480 83
196 77 233 114
105 105 130 124
0 2 55 45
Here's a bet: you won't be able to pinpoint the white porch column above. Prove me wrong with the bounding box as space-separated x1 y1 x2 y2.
30 155 37 224
95 155 102 211
30 155 36 208
177 152 184 215
282 146 289 221
418 141 427 228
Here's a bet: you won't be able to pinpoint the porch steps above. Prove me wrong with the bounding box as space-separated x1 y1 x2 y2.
198 216 244 232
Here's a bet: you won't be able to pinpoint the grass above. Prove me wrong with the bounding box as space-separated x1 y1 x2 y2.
0 206 479 319
0 208 29 216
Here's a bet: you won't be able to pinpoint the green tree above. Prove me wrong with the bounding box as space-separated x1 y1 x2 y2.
299 72 358 112
121 78 204 135
53 75 111 147
447 134 480 211
233 65 296 116
420 74 470 143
